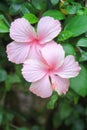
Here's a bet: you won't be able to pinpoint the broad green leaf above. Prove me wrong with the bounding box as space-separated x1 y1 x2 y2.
58 30 73 41
32 0 47 10
0 19 9 33
5 112 14 121
65 5 77 14
0 15 9 26
0 108 3 125
21 3 30 14
0 69 7 82
0 113 3 125
70 65 87 97
62 43 76 56
64 15 87 37
8 0 22 4
79 51 87 62
15 64 22 79
66 90 79 104
76 9 84 15
31 126 39 130
21 2 38 15
47 92 58 109
43 10 65 20
50 0 59 5
59 102 73 119
77 38 87 47
9 4 21 15
65 2 82 15
0 2 8 12
6 74 21 83
23 13 38 24
5 74 21 91
17 127 28 130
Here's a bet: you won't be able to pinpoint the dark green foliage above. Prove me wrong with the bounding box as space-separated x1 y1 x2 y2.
0 0 87 130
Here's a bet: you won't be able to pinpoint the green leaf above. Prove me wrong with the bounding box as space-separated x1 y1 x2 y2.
32 0 47 10
79 51 87 62
59 102 73 119
50 0 59 5
64 15 87 37
62 43 76 56
8 0 22 4
47 92 58 109
0 2 8 12
0 15 9 26
0 69 7 82
66 90 79 104
0 19 9 33
5 112 14 121
23 13 38 24
21 2 38 15
70 65 87 97
77 38 87 47
0 108 3 125
64 2 82 15
9 4 21 15
76 9 84 15
43 10 65 20
58 30 73 41
5 74 21 91
17 127 28 130
65 5 77 14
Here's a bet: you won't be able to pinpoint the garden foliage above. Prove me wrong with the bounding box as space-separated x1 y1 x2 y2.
0 0 87 130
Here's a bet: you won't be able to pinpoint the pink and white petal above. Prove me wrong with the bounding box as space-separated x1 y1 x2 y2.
28 45 41 60
41 42 65 68
10 18 36 42
51 75 69 95
29 75 52 98
37 16 61 44
6 41 30 64
22 59 47 82
56 55 81 78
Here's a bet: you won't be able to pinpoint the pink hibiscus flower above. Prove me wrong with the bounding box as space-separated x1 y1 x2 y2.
6 16 61 64
22 43 81 98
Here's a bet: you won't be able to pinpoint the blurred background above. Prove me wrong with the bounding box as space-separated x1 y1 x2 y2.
0 0 87 130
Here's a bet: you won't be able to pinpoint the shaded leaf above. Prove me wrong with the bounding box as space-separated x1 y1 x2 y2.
9 4 21 15
17 127 29 130
50 0 59 5
32 0 47 10
77 38 87 47
64 15 87 37
0 69 7 82
58 30 73 41
23 13 38 24
62 43 76 56
5 74 21 91
79 51 87 62
0 19 9 33
47 92 58 109
70 65 87 97
43 10 65 20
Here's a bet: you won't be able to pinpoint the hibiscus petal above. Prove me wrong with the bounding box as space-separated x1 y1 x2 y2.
6 41 30 64
10 18 36 42
22 59 47 82
37 16 61 44
29 76 52 98
28 45 41 60
41 42 65 68
51 75 69 95
57 55 81 78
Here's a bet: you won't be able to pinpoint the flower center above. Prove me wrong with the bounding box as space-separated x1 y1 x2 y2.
47 66 55 74
32 38 39 45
